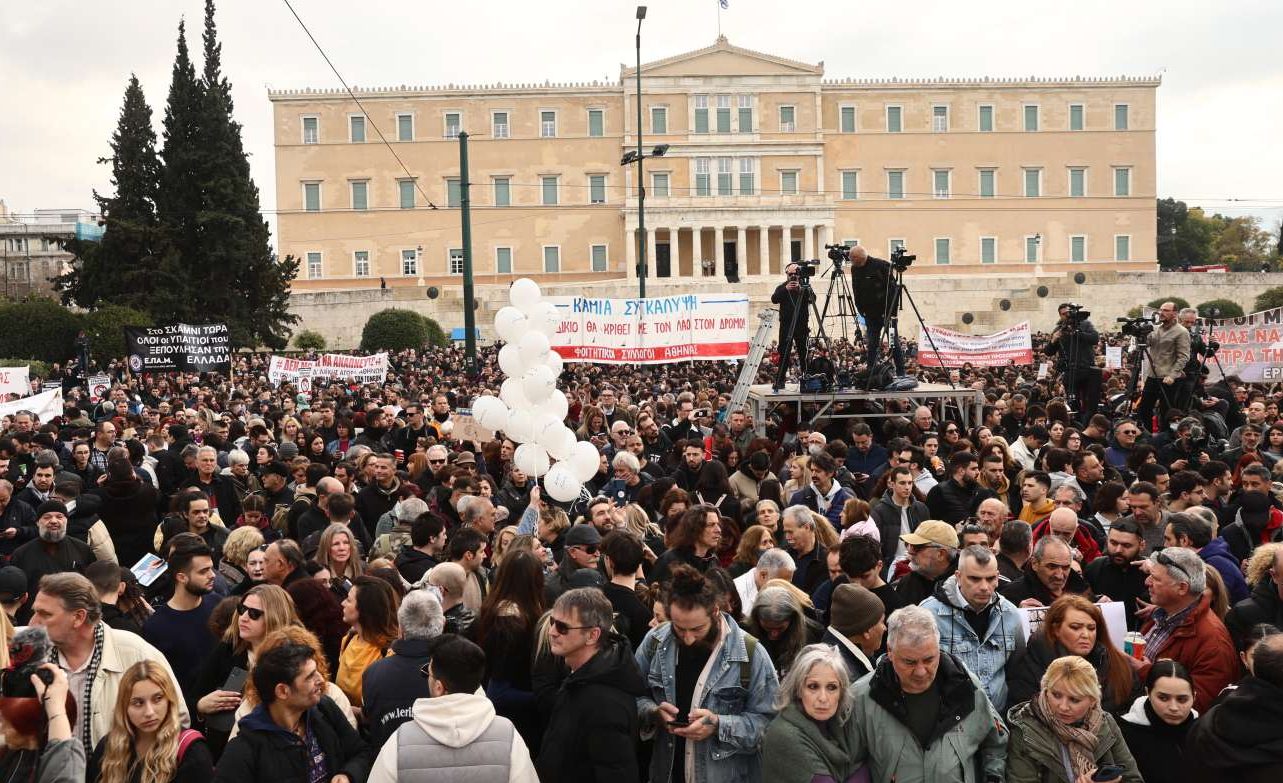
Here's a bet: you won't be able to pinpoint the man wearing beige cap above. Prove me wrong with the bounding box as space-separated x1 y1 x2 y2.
892 520 958 605
822 583 886 679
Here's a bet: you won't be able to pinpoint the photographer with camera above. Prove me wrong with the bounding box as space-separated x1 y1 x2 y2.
771 262 816 391
1045 303 1102 423
1135 302 1191 433
1176 307 1214 413
846 245 898 373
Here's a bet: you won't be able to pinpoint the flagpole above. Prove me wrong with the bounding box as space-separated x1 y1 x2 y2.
717 0 722 36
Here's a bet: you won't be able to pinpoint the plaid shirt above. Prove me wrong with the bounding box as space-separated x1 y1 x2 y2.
1143 598 1199 660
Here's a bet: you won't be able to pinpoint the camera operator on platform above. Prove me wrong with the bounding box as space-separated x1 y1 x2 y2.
847 245 895 372
1136 301 1191 433
1176 307 1211 413
772 261 816 391
1045 303 1101 423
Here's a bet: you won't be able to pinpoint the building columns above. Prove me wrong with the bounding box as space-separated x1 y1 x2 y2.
647 227 659 281
735 226 747 281
779 226 791 270
713 226 725 279
758 225 772 279
803 223 815 263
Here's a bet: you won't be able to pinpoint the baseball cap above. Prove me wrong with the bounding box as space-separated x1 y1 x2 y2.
565 524 602 548
900 520 960 549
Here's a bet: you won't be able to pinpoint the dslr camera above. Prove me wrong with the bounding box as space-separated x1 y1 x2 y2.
824 243 850 265
890 246 916 270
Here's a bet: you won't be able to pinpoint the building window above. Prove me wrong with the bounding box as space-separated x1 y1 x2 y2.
492 112 509 139
306 252 322 278
588 109 604 137
889 238 906 256
541 176 559 205
349 116 365 143
779 105 796 132
444 112 461 138
1023 105 1039 131
543 246 560 273
397 113 414 142
1025 236 1040 263
717 157 733 196
738 95 753 132
401 249 418 275
589 174 607 204
652 172 670 197
496 246 513 274
651 106 667 134
1069 168 1086 198
840 105 856 133
1024 168 1042 197
1115 235 1131 261
978 104 994 132
1115 104 1129 130
1069 104 1084 131
398 180 415 209
591 244 608 272
446 178 461 208
303 182 321 212
934 238 951 265
886 105 902 133
738 158 755 195
302 116 318 144
716 95 732 133
695 158 711 196
978 169 996 198
887 170 905 199
448 248 464 275
540 110 557 138
1114 167 1131 196
932 105 949 132
1070 235 1086 263
493 177 511 207
841 170 858 200
780 170 799 195
350 181 368 211
980 237 997 264
933 169 950 198
694 95 709 134
354 250 370 277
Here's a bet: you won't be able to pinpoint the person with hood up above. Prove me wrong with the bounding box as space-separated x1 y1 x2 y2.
536 588 646 782
920 544 1024 711
1221 489 1283 563
1186 633 1283 783
368 634 538 783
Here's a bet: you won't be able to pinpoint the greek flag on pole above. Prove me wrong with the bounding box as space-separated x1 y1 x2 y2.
720 0 729 8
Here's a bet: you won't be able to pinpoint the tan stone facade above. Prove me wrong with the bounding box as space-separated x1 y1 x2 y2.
270 37 1158 292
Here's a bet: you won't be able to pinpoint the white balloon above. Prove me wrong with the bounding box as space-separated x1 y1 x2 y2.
544 350 564 377
528 301 561 337
509 278 543 312
521 364 556 404
543 462 583 503
499 377 529 410
538 389 569 421
493 306 528 343
543 426 578 461
497 344 524 377
568 441 602 482
513 443 551 477
531 413 562 449
471 395 507 431
504 408 536 444
518 331 551 369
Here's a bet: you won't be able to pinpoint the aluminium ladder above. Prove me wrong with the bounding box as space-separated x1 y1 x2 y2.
721 307 777 421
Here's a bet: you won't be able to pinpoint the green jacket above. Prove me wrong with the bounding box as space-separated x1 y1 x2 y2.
850 653 1007 783
1004 700 1143 783
762 702 866 783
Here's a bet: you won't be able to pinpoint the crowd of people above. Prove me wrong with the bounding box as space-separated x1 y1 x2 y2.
1 298 1282 783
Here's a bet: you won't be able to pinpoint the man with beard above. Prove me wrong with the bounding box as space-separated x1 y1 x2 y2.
673 439 708 493
142 536 220 692
892 520 959 606
390 403 432 463
355 406 392 450
1000 536 1094 608
635 564 778 783
1084 517 1150 630
926 451 990 524
356 453 401 539
10 500 95 616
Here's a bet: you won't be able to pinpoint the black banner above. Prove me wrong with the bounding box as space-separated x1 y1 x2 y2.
124 323 232 373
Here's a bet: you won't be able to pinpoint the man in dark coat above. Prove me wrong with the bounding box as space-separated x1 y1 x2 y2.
9 500 95 616
1186 634 1283 782
361 588 440 752
1000 536 1093 607
771 261 816 390
926 452 992 525
536 588 645 783
847 244 896 373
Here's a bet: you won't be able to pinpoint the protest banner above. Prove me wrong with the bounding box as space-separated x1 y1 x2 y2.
0 366 30 398
125 323 231 372
88 373 111 403
1193 306 1283 382
917 321 1034 368
0 387 62 423
546 293 750 364
268 353 388 387
452 411 492 445
1017 601 1127 652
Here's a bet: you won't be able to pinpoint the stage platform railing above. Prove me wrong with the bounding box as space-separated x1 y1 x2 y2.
745 382 984 434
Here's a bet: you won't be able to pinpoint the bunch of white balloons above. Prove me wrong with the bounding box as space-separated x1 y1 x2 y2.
469 278 599 503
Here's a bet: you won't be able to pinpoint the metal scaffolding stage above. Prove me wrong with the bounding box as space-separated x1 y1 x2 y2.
745 382 985 434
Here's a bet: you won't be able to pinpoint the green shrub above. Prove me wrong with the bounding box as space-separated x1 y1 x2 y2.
1196 299 1244 319
424 316 448 347
360 309 430 352
0 359 51 380
1146 296 1190 311
293 329 327 351
0 298 82 364
1254 286 1283 313
82 305 153 363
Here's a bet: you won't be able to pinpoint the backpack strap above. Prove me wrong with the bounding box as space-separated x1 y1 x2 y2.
739 633 758 690
176 728 204 764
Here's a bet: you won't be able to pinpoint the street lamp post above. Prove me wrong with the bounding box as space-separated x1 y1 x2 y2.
635 5 647 299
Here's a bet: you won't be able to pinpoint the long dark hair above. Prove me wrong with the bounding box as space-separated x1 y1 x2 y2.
351 575 399 647
474 550 546 645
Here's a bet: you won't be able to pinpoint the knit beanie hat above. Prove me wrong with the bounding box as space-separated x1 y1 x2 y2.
828 583 884 637
35 500 68 519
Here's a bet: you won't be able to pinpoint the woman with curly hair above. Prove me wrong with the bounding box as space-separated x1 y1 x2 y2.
90 660 214 783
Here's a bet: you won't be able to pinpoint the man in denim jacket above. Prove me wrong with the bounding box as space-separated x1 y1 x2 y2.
636 564 779 783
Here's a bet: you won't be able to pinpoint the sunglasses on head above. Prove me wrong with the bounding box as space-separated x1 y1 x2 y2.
238 602 264 621
550 618 593 635
571 544 599 555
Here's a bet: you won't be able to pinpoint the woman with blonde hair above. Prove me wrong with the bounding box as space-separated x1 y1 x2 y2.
90 661 212 783
315 523 363 582
782 455 811 498
1006 656 1143 782
490 525 519 567
809 510 840 550
219 526 264 596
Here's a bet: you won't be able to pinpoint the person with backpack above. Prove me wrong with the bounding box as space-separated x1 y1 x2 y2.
89 660 214 783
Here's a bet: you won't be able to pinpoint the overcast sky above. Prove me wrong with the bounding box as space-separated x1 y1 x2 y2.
3 0 1280 244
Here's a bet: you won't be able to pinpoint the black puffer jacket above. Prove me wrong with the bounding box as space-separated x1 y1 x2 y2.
90 477 158 568
1186 676 1283 783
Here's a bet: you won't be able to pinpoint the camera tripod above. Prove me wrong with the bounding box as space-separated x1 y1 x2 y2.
815 258 866 348
868 260 954 390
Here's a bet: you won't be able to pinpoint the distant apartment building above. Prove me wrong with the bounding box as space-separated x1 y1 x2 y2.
0 201 101 298
270 36 1157 291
